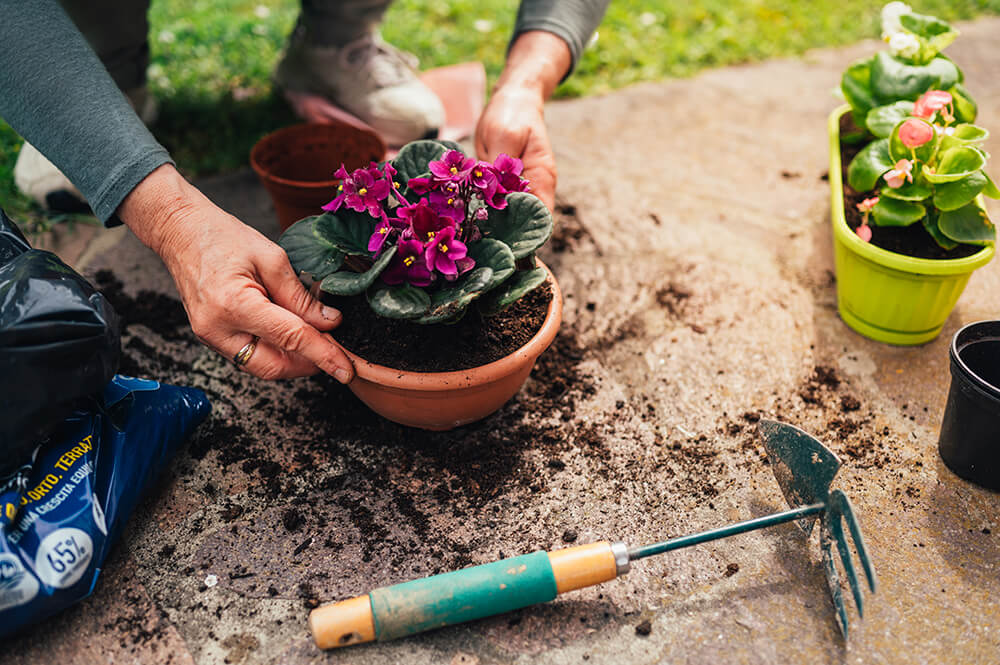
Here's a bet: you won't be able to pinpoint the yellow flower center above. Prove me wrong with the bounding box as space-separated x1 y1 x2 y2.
474 170 483 178
447 198 454 205
404 256 415 266
439 243 449 254
379 227 388 235
449 166 458 175
338 184 344 191
427 231 436 239
393 181 400 188
358 187 368 196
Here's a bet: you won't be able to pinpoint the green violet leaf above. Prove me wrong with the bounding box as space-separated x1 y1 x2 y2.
319 245 397 297
279 216 344 281
314 209 374 255
414 267 495 324
466 238 516 292
478 192 553 260
477 267 548 316
367 283 431 319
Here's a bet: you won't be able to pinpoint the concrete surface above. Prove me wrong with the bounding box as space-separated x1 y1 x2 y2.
6 20 1000 664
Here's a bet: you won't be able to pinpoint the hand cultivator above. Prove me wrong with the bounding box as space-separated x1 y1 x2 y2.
310 420 876 649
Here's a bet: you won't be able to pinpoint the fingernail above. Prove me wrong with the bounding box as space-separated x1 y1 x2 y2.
321 306 342 323
334 368 351 384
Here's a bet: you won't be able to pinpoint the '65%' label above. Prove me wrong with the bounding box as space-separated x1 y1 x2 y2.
35 528 93 589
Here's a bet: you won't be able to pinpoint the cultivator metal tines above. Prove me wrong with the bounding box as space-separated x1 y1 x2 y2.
309 420 876 649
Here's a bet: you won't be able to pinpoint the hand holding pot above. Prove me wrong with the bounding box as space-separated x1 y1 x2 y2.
117 165 355 383
475 31 571 213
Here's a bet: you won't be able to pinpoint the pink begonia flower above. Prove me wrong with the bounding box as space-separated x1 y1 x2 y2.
856 197 879 213
884 159 913 189
899 118 934 149
856 224 873 242
912 90 952 120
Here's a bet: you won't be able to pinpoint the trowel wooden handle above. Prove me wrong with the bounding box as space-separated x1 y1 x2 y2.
310 541 622 649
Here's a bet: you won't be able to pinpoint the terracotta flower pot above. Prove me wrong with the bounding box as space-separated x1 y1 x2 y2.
250 122 386 231
338 261 563 431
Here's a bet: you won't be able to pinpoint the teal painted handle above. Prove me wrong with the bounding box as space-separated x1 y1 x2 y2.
370 551 557 640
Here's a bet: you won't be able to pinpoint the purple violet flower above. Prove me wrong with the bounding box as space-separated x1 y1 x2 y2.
429 150 475 184
368 218 396 256
323 162 391 219
398 198 455 245
470 161 500 203
491 153 530 193
382 238 433 287
424 225 470 278
428 189 465 223
406 176 433 195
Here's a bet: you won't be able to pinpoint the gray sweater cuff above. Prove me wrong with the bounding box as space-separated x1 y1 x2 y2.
511 0 611 77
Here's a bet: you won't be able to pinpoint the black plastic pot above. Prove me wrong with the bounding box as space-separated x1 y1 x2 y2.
938 320 1000 490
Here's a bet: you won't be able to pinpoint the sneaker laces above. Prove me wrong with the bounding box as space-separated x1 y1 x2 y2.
337 32 420 89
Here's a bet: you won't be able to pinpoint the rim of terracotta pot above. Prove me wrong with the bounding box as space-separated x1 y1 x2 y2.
829 105 995 275
249 121 386 190
337 259 563 391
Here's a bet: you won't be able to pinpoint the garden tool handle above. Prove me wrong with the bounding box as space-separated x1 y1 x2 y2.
309 541 629 649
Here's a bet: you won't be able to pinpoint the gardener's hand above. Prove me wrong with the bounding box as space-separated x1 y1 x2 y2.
117 165 355 383
475 31 572 213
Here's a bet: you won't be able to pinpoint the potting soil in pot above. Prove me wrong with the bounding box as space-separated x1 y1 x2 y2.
838 114 981 260
327 283 553 372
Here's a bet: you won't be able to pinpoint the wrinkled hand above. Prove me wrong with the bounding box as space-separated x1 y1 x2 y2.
118 165 355 382
475 86 556 212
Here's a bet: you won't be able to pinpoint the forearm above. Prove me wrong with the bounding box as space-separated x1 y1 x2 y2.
0 0 171 224
511 0 611 78
496 31 573 101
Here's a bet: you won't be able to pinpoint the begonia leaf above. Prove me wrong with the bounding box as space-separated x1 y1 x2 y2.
870 53 959 103
950 83 977 123
866 102 914 139
477 267 548 315
922 213 959 250
467 238 516 292
478 192 552 259
319 245 396 296
938 202 995 245
871 197 925 227
983 172 1000 199
841 57 877 118
414 267 495 324
933 171 987 211
922 146 987 184
314 209 374 255
367 283 431 319
279 215 344 281
879 180 931 202
938 125 989 155
847 139 894 192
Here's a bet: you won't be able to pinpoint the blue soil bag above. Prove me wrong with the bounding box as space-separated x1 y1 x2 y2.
0 209 210 636
0 375 210 637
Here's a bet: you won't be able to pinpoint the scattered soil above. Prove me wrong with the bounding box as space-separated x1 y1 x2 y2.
838 114 980 260
635 620 652 636
328 282 553 372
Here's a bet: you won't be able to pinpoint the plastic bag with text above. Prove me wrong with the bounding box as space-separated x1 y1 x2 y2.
0 375 210 638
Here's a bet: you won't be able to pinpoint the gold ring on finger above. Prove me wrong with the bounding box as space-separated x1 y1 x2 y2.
233 336 259 367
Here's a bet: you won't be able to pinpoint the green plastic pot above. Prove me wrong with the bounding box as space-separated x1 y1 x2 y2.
828 105 994 345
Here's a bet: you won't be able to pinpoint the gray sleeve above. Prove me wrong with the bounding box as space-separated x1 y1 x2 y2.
0 0 172 225
511 0 612 76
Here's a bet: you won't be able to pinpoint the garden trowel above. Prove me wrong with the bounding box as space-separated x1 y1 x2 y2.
309 419 876 648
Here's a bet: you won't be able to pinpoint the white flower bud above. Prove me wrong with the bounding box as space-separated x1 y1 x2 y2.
888 31 920 59
881 2 912 36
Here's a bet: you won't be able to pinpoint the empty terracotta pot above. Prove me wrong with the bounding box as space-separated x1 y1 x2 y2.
250 122 386 231
339 261 562 431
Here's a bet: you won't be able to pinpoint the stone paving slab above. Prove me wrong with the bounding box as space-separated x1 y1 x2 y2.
6 19 1000 664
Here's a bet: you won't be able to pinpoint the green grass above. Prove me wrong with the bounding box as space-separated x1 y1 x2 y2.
2 0 999 229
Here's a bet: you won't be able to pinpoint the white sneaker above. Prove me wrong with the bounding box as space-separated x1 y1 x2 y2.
275 30 445 146
13 87 158 213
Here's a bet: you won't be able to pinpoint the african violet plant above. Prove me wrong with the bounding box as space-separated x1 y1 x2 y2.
279 139 553 324
841 3 998 250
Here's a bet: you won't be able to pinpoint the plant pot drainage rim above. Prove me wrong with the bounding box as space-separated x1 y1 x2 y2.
828 105 995 276
337 260 562 392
